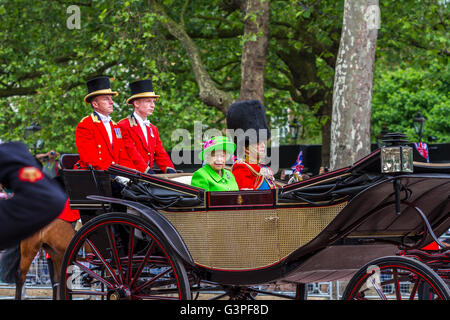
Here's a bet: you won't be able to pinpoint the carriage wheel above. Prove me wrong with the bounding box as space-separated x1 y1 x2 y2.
59 212 191 300
342 256 450 300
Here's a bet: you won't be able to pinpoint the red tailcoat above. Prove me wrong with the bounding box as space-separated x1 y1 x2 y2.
75 113 135 170
57 198 80 222
232 162 276 190
118 115 175 173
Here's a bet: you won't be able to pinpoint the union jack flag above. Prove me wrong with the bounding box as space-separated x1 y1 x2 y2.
291 151 304 174
414 142 429 163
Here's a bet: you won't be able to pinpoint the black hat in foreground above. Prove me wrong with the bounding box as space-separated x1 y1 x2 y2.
84 76 118 103
127 79 160 104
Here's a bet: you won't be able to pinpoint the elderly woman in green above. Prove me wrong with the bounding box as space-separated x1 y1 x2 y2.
191 136 239 191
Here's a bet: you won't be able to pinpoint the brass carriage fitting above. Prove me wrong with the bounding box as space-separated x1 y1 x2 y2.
380 133 413 174
264 216 279 222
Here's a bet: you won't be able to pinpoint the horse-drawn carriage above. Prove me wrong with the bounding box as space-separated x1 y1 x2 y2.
58 144 450 300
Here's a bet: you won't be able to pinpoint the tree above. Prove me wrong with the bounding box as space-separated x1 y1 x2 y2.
149 0 233 114
150 0 270 110
330 0 379 170
239 0 270 102
152 0 343 165
371 63 450 143
0 0 342 161
267 1 342 166
0 0 227 152
0 0 447 163
370 0 449 144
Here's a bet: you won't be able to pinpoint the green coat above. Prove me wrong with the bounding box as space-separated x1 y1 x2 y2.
191 164 239 192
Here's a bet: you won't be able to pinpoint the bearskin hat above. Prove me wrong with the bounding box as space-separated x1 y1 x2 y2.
226 100 271 145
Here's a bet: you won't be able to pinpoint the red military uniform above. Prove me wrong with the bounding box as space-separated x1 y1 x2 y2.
57 198 80 222
75 113 135 170
232 162 276 190
118 114 175 173
226 100 274 190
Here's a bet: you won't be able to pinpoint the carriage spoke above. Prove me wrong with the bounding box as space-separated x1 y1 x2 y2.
370 276 388 300
133 267 172 293
409 277 421 300
392 268 401 300
129 240 156 289
106 225 125 283
73 260 115 289
126 226 135 284
85 238 121 286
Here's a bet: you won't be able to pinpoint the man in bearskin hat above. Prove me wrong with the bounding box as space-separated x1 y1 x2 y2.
118 79 176 174
74 76 134 170
226 99 276 190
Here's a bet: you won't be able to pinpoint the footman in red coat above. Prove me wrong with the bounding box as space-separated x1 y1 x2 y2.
75 76 135 170
118 79 176 174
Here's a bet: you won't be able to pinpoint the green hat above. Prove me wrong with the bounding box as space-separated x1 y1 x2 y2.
199 136 236 161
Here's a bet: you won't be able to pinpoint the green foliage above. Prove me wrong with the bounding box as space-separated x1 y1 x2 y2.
0 0 448 157
371 62 449 143
371 0 449 144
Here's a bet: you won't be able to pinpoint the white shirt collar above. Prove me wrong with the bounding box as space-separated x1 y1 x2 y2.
133 112 150 126
94 112 113 144
96 112 111 124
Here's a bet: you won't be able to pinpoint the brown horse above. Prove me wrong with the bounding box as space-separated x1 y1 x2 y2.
15 218 75 300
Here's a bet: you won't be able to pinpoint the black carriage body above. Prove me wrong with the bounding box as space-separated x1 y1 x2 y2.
61 150 450 287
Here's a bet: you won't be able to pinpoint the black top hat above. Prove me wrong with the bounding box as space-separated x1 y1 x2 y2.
127 79 160 104
84 76 118 103
226 99 271 145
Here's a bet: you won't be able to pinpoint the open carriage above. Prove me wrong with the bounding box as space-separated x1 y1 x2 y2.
58 147 450 300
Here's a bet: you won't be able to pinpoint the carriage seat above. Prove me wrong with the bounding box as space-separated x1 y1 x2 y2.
154 173 193 186
60 154 80 170
121 179 202 209
106 165 202 209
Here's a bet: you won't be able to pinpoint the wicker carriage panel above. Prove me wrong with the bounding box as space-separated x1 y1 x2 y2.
160 211 210 265
161 202 347 270
205 210 280 269
277 203 347 259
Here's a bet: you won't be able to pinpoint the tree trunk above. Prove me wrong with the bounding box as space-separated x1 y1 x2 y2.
275 45 334 168
149 0 233 114
239 0 270 103
330 0 379 170
321 100 332 168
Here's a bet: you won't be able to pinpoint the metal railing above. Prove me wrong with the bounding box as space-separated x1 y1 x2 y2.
0 249 53 300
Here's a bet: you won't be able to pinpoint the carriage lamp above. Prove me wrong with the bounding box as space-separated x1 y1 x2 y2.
413 111 426 142
380 133 413 173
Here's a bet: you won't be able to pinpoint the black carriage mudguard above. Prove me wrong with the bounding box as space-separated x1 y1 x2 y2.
86 195 195 267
